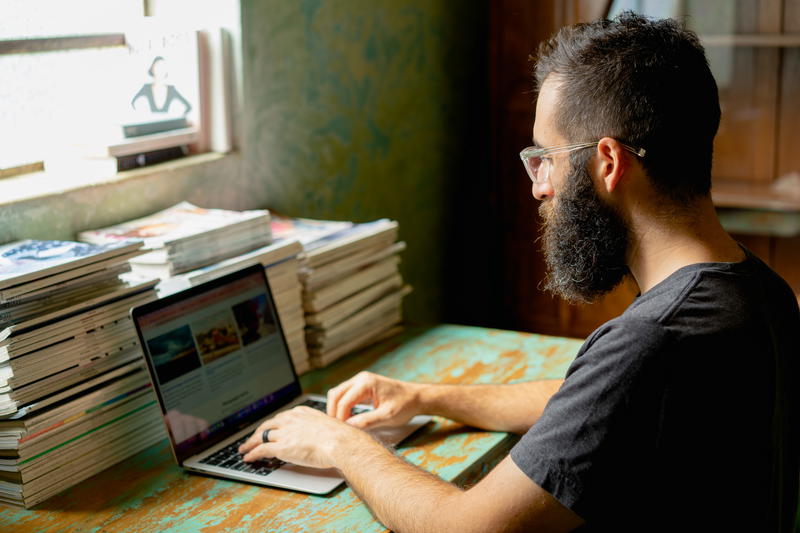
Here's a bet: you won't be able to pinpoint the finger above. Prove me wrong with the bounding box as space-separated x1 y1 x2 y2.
346 406 394 429
243 442 280 462
335 380 372 421
326 385 340 417
239 419 278 454
326 377 356 417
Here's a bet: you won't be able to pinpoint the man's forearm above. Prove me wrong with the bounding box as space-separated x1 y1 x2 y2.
333 430 463 533
416 379 563 434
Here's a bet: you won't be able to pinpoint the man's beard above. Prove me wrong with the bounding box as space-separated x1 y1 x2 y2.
539 152 630 304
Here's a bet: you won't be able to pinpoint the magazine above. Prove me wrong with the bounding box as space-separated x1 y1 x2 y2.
303 220 398 268
67 24 203 158
0 249 143 302
270 215 353 247
79 202 271 251
0 241 142 291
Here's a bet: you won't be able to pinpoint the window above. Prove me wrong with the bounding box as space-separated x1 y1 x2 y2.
0 0 142 175
0 0 240 194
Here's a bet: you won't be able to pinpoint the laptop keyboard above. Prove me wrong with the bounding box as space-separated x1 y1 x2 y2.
198 399 369 476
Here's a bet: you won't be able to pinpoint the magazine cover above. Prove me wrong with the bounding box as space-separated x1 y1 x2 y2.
63 22 204 158
121 24 201 136
270 215 353 248
0 240 141 290
78 202 270 250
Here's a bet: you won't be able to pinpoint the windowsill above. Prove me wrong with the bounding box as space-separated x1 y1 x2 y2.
0 152 233 207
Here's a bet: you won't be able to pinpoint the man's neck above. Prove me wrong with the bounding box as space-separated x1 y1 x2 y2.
626 197 746 294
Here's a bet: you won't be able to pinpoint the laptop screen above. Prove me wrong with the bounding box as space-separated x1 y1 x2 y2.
132 264 300 463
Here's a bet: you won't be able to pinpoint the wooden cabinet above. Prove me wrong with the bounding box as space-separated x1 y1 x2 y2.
697 0 800 305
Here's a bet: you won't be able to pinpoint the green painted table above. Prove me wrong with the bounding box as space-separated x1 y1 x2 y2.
0 324 582 532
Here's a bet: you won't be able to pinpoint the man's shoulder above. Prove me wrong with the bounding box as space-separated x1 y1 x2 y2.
625 251 797 327
575 252 798 369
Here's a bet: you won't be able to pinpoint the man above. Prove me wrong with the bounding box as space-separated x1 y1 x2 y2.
240 13 799 532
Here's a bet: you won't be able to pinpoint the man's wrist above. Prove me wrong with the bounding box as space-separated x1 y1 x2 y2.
414 382 441 416
327 424 376 470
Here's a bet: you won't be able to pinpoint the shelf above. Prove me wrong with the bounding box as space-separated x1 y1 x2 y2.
717 208 800 238
700 34 800 47
0 34 125 55
711 177 800 212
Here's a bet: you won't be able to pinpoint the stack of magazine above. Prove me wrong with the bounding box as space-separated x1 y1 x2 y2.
156 239 310 374
81 202 309 374
271 216 410 368
0 240 161 508
78 202 273 280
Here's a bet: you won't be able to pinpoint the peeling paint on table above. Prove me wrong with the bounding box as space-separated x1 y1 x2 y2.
0 324 582 532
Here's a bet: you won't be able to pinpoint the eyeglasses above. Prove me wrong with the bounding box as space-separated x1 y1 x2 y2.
519 141 646 185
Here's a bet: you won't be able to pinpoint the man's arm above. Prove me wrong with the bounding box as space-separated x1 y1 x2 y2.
417 380 563 434
339 437 583 533
239 406 584 533
327 371 563 434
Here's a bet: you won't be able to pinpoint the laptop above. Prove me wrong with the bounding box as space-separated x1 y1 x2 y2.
130 263 430 494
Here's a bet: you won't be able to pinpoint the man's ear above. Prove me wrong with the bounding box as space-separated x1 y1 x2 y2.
594 137 627 194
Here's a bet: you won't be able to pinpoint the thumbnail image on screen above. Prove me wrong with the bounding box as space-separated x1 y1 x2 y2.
146 325 202 385
232 294 276 346
191 309 242 364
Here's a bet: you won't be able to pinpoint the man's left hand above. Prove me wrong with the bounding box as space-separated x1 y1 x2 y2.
238 406 364 469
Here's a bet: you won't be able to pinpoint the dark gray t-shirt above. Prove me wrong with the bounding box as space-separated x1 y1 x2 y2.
511 250 799 532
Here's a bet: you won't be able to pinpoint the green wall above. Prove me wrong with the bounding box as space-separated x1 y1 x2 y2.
0 0 488 326
241 0 487 323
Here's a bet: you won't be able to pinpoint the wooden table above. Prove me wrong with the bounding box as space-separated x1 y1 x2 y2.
0 324 582 532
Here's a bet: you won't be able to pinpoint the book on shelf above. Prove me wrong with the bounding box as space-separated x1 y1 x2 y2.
45 146 189 179
200 28 235 153
69 129 198 160
123 117 189 138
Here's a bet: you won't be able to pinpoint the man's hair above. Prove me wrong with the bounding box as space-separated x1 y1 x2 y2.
535 12 720 201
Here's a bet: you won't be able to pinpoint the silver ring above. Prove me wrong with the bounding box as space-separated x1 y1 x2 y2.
262 429 271 443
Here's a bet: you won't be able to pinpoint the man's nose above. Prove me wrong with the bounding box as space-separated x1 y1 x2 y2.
531 180 554 201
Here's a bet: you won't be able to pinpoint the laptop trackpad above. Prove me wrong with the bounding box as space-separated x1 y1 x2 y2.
369 414 431 445
267 464 344 494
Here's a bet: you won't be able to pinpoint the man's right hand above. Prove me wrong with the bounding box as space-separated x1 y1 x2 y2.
326 371 424 429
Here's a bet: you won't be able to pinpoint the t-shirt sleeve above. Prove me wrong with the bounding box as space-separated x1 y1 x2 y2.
510 318 671 521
